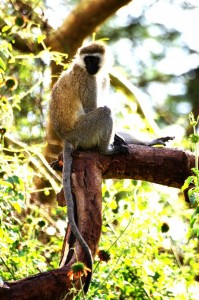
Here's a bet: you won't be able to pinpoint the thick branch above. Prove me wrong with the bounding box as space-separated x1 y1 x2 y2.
64 145 195 189
0 266 74 300
46 0 132 56
100 144 194 188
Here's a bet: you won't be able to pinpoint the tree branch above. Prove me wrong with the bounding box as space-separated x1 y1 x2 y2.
1 145 194 299
101 144 194 188
46 0 132 56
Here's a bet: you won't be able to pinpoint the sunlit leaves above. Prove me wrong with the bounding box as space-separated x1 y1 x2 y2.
37 34 46 45
0 180 13 189
0 57 6 71
2 25 11 33
189 112 199 128
88 179 199 299
0 151 64 280
0 96 13 131
0 22 69 141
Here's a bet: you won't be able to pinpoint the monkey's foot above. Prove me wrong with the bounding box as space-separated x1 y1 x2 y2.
113 133 128 147
149 136 175 146
113 133 130 154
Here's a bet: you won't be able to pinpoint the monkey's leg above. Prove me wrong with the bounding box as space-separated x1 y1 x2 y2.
116 131 174 147
68 106 128 154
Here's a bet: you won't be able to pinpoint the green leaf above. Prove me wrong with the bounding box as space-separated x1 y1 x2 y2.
7 43 12 52
7 175 20 185
0 180 13 189
0 57 6 71
181 176 194 191
12 202 22 213
37 35 46 44
189 134 199 144
2 25 11 33
9 57 15 64
189 194 196 206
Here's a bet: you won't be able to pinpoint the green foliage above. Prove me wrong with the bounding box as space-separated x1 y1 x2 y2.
0 1 69 288
0 138 65 280
0 14 67 280
82 180 199 299
0 8 68 143
2 148 199 299
182 114 199 239
0 178 62 280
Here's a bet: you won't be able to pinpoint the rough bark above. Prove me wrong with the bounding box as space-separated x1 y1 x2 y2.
101 145 194 188
1 145 195 299
0 148 103 300
71 145 194 190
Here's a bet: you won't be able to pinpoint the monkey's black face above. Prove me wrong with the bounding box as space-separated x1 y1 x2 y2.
84 55 101 75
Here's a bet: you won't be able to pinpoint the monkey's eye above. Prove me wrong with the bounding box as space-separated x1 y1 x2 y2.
84 56 100 75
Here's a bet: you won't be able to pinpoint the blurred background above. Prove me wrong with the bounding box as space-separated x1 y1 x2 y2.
1 0 199 299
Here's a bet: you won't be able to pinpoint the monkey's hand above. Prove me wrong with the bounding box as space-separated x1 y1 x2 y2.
148 136 175 147
50 152 63 171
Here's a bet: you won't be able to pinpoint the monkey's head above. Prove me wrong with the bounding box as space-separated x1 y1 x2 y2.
76 42 109 76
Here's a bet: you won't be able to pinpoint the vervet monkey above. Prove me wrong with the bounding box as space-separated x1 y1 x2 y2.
50 41 173 293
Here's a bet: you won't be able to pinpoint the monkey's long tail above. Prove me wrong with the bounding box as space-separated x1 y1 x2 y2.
62 141 93 294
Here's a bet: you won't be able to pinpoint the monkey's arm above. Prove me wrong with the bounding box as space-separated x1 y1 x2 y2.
114 132 174 147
